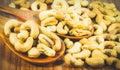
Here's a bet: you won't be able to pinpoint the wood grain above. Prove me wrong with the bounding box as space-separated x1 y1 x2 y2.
0 0 119 70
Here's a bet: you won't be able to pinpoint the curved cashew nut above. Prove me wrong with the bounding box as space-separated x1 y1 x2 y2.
85 57 104 67
56 21 69 34
14 37 34 52
46 25 56 32
69 28 91 36
40 26 61 51
105 57 118 65
103 41 116 49
20 20 39 39
108 23 120 34
17 30 29 41
73 50 91 59
4 19 21 36
28 47 42 58
98 22 107 31
51 0 69 11
103 2 115 10
37 43 56 57
67 42 81 54
64 53 84 67
41 17 58 26
38 34 54 47
64 38 73 49
31 0 47 11
93 24 104 35
102 49 117 57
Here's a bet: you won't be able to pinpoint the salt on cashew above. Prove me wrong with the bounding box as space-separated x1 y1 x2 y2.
38 34 54 47
28 47 42 58
64 38 73 49
51 0 69 11
4 19 22 36
73 49 91 59
46 25 56 32
14 37 34 52
41 17 58 26
31 0 47 12
40 26 61 51
56 21 69 35
20 20 39 39
37 43 56 57
67 42 81 54
17 30 29 41
102 49 117 57
64 53 84 67
108 23 120 34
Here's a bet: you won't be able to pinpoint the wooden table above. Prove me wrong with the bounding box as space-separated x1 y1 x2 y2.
0 0 120 70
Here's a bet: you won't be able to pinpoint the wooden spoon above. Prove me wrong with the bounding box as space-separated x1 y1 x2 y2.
0 16 65 64
0 4 94 39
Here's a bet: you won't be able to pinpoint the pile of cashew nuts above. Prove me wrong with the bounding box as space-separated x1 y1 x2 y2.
6 0 120 69
4 19 62 58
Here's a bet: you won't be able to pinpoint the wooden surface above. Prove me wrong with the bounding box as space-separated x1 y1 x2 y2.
0 0 120 70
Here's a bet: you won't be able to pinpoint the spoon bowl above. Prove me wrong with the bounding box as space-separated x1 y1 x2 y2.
0 16 65 64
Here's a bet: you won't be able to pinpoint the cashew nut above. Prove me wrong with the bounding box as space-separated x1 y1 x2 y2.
28 47 42 58
93 24 104 35
64 53 84 67
105 57 118 65
73 49 91 59
38 34 54 47
64 38 73 49
40 26 61 51
113 43 120 54
4 19 21 36
37 43 56 57
46 25 56 32
14 37 33 52
31 0 47 11
108 23 120 34
17 30 29 41
20 20 39 39
56 21 69 34
67 42 81 54
102 49 117 57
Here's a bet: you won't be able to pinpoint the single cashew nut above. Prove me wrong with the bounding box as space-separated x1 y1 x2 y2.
4 19 21 36
37 43 56 57
105 57 118 65
108 23 120 34
17 30 29 41
46 25 57 32
56 21 69 34
20 20 39 39
64 38 73 49
31 0 47 11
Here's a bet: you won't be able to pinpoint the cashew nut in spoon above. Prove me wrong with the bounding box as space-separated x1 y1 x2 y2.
67 42 81 54
28 47 42 58
4 19 22 36
40 26 61 51
56 21 69 35
37 43 56 57
64 38 73 49
20 20 39 39
31 0 47 12
17 30 29 41
38 34 54 47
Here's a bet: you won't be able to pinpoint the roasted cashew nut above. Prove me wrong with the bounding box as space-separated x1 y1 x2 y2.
67 42 81 54
56 21 69 34
108 23 120 34
4 19 21 36
40 26 61 51
64 38 73 49
51 0 69 11
17 30 29 41
73 50 91 59
20 20 39 39
46 25 56 32
37 43 56 57
38 34 54 47
31 0 47 11
28 47 42 58
64 53 84 67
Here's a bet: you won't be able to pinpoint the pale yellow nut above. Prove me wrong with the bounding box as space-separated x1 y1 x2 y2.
46 25 56 32
4 19 21 36
20 20 39 39
64 38 73 49
17 30 29 41
45 0 53 4
14 0 25 5
108 23 120 34
31 1 47 12
37 43 56 57
9 3 16 8
14 37 34 52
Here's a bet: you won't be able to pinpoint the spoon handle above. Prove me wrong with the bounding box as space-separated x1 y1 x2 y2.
0 4 39 22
